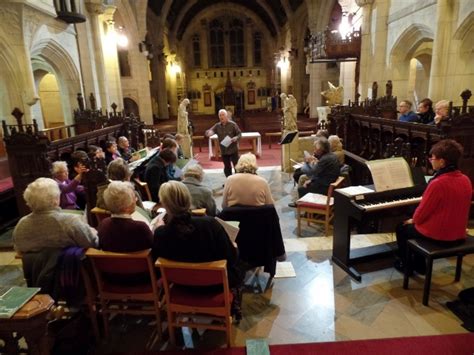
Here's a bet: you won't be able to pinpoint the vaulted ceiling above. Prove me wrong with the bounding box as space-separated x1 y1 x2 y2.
148 0 305 39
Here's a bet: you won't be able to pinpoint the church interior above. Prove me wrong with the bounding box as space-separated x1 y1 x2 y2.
0 0 474 353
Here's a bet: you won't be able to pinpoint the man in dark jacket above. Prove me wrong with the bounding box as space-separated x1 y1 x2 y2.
290 137 340 205
205 109 242 177
144 149 177 202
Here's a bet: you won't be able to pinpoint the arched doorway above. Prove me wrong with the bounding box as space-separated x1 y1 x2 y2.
37 72 64 130
123 97 140 116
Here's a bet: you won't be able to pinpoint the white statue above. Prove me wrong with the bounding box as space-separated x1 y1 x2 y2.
280 93 298 131
177 98 190 135
321 82 343 106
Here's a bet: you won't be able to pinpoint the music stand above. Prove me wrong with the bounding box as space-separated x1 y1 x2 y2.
279 131 298 145
279 131 298 174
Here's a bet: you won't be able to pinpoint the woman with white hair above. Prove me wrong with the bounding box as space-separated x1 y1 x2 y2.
98 181 153 252
182 164 217 216
222 153 274 208
51 160 87 210
13 178 98 253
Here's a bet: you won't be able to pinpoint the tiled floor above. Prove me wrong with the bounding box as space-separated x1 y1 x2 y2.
1 166 472 352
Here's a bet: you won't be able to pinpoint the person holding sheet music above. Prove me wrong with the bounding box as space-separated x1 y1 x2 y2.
144 149 177 203
205 109 242 177
288 137 340 207
152 181 243 318
394 139 472 274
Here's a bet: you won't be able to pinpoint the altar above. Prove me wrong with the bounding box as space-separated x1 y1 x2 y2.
208 132 262 159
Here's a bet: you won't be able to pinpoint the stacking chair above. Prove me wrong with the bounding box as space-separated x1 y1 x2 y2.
86 248 164 349
156 258 233 347
90 207 111 225
133 178 157 212
296 176 345 237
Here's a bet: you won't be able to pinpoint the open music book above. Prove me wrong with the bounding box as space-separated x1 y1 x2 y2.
366 157 414 192
215 217 240 243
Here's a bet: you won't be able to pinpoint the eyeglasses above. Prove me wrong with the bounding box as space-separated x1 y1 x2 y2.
428 157 440 162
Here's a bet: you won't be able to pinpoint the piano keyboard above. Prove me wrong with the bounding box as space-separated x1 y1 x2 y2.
359 196 422 212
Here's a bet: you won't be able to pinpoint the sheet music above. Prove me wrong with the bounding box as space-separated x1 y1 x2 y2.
366 157 414 192
220 135 233 148
215 217 240 243
338 185 375 196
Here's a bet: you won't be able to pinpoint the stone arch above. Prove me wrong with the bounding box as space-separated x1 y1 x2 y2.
389 23 434 65
453 11 474 55
29 37 82 126
389 24 434 100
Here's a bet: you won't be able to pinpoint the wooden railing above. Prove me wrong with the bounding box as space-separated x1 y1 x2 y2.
41 124 76 141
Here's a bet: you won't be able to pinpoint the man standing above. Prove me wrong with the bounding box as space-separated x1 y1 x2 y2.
206 109 242 177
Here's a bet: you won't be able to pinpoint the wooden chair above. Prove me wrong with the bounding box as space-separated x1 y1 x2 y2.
133 178 153 202
296 176 345 237
90 207 111 225
86 248 164 349
156 258 233 347
133 178 158 212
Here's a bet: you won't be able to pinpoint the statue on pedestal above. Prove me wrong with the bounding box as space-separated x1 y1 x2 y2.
280 93 298 131
177 98 190 135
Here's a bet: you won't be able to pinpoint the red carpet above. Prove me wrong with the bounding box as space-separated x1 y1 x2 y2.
129 333 474 355
195 145 282 170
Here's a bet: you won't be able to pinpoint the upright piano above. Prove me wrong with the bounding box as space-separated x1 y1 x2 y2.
332 184 426 281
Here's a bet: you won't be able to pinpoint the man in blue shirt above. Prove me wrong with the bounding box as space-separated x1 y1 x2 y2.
398 100 419 123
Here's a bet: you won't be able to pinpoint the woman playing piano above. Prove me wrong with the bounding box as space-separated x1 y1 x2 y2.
395 139 472 274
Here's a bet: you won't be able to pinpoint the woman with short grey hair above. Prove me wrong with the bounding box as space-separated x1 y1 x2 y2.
51 160 86 210
13 178 98 253
98 181 153 252
182 164 217 216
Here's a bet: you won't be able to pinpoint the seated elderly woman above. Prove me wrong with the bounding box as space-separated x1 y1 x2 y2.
51 161 87 210
152 181 242 317
98 181 153 252
96 158 144 210
222 153 274 208
13 178 98 253
182 164 217 216
328 135 345 165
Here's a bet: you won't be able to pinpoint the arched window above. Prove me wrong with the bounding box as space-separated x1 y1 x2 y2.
192 34 201 67
229 19 244 67
209 19 225 67
254 32 262 66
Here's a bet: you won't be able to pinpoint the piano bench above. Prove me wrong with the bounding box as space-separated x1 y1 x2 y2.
403 235 474 306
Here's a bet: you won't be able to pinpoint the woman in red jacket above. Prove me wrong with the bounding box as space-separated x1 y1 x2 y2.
395 139 472 273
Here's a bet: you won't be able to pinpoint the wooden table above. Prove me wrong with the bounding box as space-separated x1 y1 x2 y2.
0 294 54 355
208 132 262 159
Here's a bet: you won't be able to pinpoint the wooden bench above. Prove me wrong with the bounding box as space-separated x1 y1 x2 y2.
192 135 205 152
265 132 281 148
403 235 474 306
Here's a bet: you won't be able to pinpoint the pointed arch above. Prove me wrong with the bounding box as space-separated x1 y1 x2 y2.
389 23 434 65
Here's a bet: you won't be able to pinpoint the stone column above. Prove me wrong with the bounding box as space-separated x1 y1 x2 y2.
167 53 179 116
308 62 325 118
150 45 169 119
102 5 123 110
428 0 454 100
85 1 107 109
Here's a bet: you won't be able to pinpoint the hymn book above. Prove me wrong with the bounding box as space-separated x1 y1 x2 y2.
366 157 414 192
